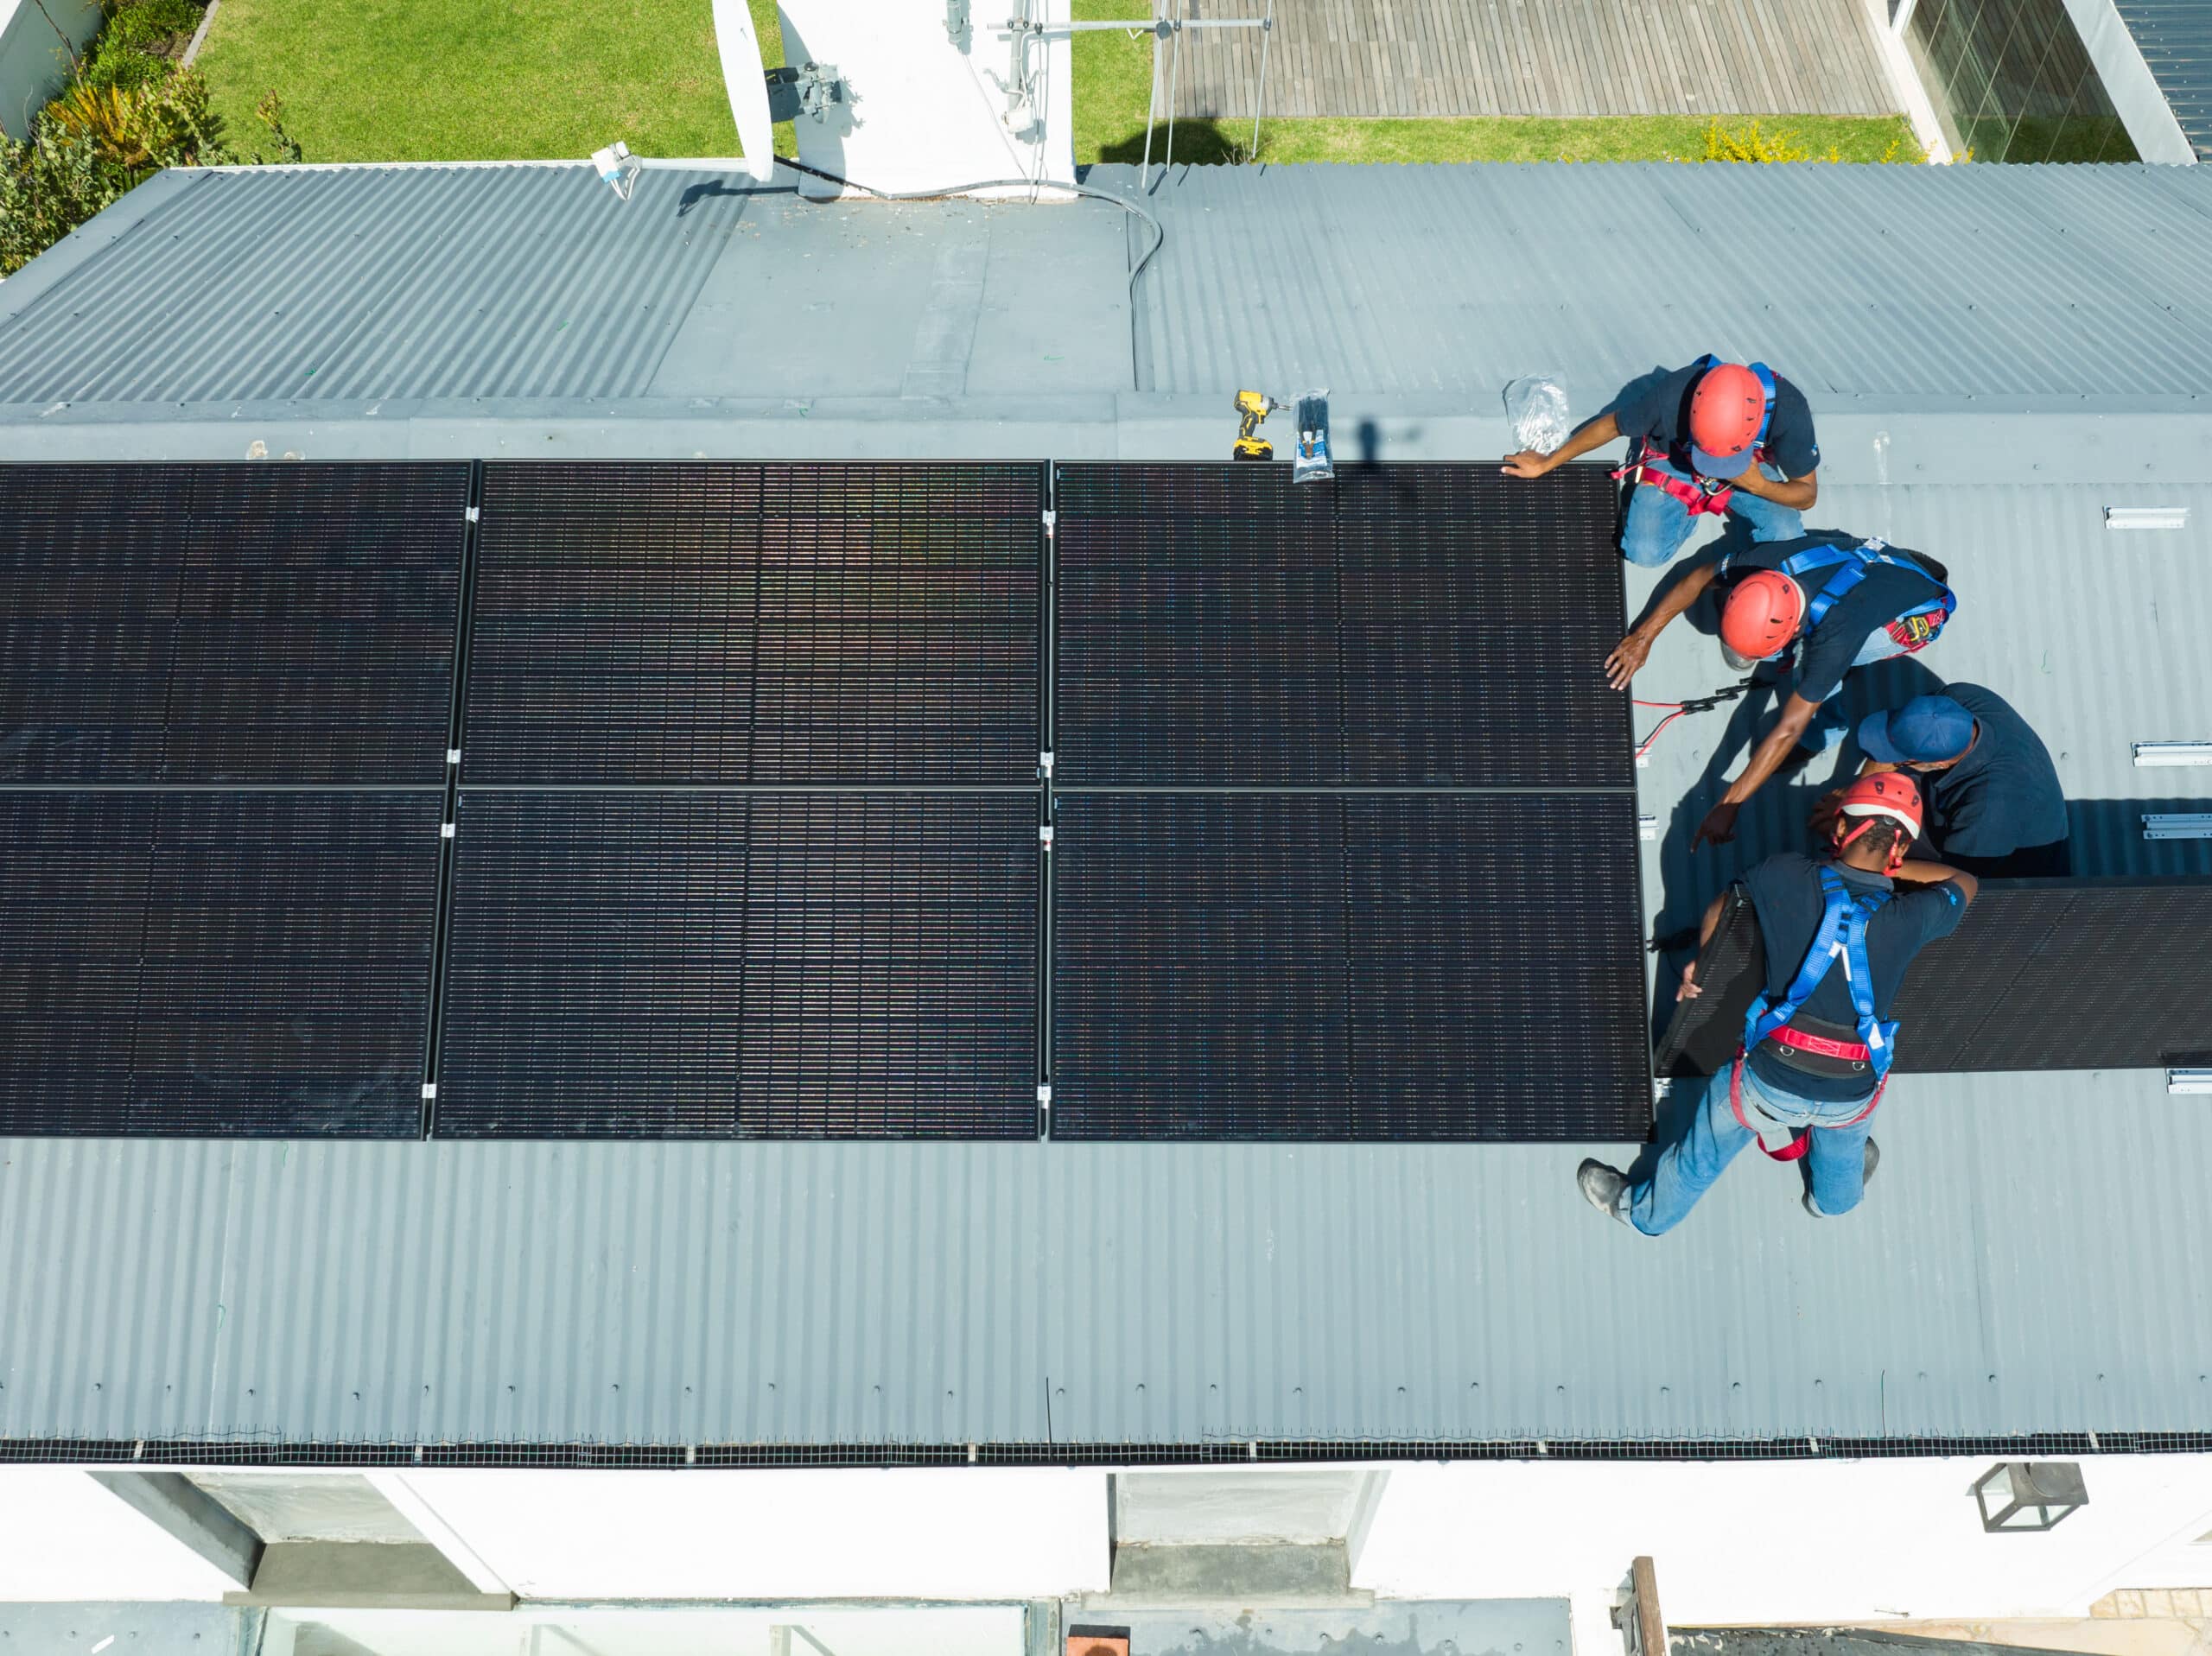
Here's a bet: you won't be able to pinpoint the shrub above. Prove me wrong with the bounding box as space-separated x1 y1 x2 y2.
0 123 131 274
1700 117 1929 164
1 74 298 276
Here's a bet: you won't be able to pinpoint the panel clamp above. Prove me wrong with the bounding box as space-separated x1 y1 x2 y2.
1042 509 1058 537
465 505 480 523
1039 824 1054 848
421 1083 437 1101
2169 1069 2212 1095
1039 750 1055 778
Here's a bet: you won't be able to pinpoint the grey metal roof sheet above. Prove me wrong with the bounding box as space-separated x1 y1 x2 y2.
6 160 2212 419
2113 0 2212 160
2 160 2210 1458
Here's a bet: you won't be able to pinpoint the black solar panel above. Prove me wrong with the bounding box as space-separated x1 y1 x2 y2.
463 463 1044 784
1053 464 1630 788
435 790 1040 1138
1051 793 1650 1139
0 464 465 784
0 790 439 1137
1656 879 2212 1076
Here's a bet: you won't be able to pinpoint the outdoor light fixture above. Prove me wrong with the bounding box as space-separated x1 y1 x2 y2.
1972 1462 2088 1532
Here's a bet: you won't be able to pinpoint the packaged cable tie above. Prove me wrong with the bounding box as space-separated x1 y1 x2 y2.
1292 389 1333 485
1503 375 1571 455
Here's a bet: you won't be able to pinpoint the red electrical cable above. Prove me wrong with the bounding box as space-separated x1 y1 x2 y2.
1633 698 1688 761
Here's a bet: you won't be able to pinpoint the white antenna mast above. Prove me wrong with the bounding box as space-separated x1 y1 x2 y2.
712 0 778 182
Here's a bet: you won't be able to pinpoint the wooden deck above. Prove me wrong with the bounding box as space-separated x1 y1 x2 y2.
1163 0 1900 119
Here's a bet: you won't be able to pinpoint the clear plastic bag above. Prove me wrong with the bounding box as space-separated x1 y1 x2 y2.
1503 376 1571 455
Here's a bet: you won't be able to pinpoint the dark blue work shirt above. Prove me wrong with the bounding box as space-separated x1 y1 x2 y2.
1719 534 1949 707
1739 853 1969 1102
1613 361 1821 480
1921 682 2069 859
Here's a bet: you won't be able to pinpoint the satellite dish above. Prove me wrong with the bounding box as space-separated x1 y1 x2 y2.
712 0 778 182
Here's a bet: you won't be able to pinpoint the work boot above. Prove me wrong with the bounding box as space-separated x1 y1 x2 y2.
1803 1138 1879 1217
1578 1159 1629 1224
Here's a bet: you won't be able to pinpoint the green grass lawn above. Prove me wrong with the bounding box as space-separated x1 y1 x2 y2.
197 0 1916 166
1070 0 1921 164
197 0 791 162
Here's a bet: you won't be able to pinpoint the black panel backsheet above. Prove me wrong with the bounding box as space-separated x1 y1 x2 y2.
1053 465 1629 787
0 465 465 784
436 792 1039 1138
1051 794 1650 1139
1656 879 2212 1077
0 791 438 1136
465 463 1043 784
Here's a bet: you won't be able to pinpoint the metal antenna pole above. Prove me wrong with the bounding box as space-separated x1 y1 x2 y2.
1140 0 1160 190
1162 0 1182 181
1250 0 1272 160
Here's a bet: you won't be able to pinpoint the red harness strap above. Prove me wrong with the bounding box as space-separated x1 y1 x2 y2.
1612 440 1740 517
1727 1050 1886 1163
1764 1025 1870 1062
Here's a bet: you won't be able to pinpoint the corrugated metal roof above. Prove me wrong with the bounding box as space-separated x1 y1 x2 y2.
1 160 2210 1457
1120 161 2212 397
2 478 2207 1455
2113 0 2212 160
0 166 750 404
5 161 2212 415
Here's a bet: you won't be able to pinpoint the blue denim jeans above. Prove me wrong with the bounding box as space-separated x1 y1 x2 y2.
1792 625 1912 752
1620 458 1804 568
1624 1061 1878 1235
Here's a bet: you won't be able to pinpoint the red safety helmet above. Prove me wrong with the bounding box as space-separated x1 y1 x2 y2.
1832 771 1923 869
1689 363 1769 461
1719 570 1804 662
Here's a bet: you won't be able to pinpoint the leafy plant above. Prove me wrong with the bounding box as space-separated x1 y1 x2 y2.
0 122 131 274
47 69 219 170
1700 117 1929 164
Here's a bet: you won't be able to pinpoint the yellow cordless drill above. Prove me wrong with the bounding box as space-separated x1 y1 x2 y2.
1232 390 1285 461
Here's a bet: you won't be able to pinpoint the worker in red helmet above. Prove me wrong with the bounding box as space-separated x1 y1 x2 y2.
1605 530 1958 848
1502 356 1821 566
1580 773 1979 1234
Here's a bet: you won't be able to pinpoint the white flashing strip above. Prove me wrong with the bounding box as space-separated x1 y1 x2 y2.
2143 814 2212 840
2133 742 2212 766
2106 505 2190 530
2167 1069 2212 1095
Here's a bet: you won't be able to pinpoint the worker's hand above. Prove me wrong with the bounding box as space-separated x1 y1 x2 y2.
1500 450 1554 479
1693 801 1741 850
1603 631 1651 690
1807 786 1844 841
1676 961 1702 1002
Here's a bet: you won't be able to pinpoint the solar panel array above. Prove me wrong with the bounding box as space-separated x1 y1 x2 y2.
0 460 1662 1141
1655 881 2212 1078
1050 463 1649 1139
0 465 461 1136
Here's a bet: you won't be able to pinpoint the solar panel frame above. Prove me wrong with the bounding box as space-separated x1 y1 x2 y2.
1053 463 1633 790
1049 791 1651 1141
462 462 1046 787
0 463 466 785
0 790 441 1138
435 789 1043 1139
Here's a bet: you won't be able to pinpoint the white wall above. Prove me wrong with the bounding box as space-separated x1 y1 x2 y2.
776 0 1075 196
1116 1468 1373 1545
397 1466 1110 1600
270 1604 1028 1656
0 1469 239 1601
1355 1456 2212 1628
0 0 101 139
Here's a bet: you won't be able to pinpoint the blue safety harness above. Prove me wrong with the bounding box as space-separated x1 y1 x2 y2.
1743 866 1898 1080
1730 866 1897 1160
1779 536 1957 649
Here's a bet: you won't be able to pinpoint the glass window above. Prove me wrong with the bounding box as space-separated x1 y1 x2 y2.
1905 0 2134 162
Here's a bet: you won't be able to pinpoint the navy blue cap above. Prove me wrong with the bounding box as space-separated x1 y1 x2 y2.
1688 441 1755 480
1858 695 1974 764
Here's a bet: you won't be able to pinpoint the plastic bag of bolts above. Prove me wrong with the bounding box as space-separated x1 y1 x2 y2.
1292 390 1333 485
1503 376 1571 455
